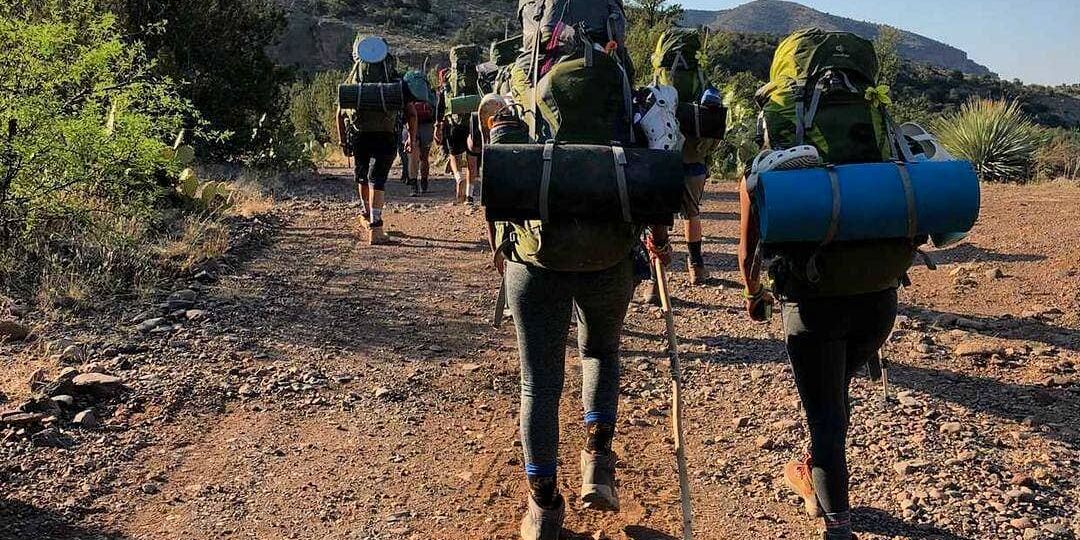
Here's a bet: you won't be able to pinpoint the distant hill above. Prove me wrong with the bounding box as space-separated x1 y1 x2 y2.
682 0 993 76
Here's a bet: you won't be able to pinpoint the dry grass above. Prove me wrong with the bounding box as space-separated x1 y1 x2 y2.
158 215 231 274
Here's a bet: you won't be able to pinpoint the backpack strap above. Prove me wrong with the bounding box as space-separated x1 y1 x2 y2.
794 99 806 146
539 141 555 222
895 161 918 239
611 145 633 223
806 164 843 283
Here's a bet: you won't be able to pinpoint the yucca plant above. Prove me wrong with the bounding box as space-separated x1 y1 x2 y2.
933 99 1049 183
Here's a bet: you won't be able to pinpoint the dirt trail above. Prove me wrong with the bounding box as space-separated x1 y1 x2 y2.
2 172 1078 540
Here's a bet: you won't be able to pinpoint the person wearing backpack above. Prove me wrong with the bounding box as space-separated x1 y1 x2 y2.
436 47 482 204
739 29 918 540
486 3 679 538
640 28 722 304
404 71 437 196
335 36 419 245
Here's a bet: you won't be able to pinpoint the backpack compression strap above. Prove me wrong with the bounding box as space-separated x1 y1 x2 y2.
539 142 555 222
895 162 918 239
611 145 633 223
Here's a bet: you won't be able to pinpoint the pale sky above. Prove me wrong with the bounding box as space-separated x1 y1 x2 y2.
680 0 1080 85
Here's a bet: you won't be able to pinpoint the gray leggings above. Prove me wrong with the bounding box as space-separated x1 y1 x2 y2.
505 258 636 478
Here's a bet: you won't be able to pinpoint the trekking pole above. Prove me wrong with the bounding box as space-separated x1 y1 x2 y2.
654 259 694 540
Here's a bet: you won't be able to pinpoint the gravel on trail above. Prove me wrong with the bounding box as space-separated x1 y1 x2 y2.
1 172 1077 540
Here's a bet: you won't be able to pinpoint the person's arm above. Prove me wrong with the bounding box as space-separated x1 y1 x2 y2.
404 103 419 154
738 178 772 321
336 108 351 157
738 177 761 292
646 225 672 266
487 221 505 275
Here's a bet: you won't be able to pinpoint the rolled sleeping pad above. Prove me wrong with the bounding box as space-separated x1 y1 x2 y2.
754 160 980 244
338 82 405 112
482 143 684 225
449 94 482 115
677 102 727 140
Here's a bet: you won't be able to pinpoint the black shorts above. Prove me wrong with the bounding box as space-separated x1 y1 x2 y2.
446 122 469 156
351 131 397 190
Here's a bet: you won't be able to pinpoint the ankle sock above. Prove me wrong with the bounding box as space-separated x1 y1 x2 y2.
824 510 852 539
585 422 615 455
371 208 383 226
688 241 704 267
528 475 559 508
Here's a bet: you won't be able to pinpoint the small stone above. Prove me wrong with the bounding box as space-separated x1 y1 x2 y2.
141 483 160 495
137 318 166 332
73 409 99 428
0 412 46 427
939 422 963 434
427 345 446 353
1010 517 1035 529
58 344 86 363
72 373 122 388
755 436 774 450
733 416 750 429
31 427 73 449
0 320 31 341
893 459 930 476
461 363 482 373
772 419 799 432
51 395 75 407
238 384 259 397
28 368 47 389
185 310 209 321
985 268 1004 279
374 387 392 399
1011 474 1036 488
954 340 1004 357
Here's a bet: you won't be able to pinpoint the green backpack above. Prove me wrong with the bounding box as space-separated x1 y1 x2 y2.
755 29 899 165
496 1 641 272
758 29 919 299
350 48 399 134
652 27 707 104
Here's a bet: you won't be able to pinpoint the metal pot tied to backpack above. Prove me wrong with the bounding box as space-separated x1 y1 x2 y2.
338 36 406 112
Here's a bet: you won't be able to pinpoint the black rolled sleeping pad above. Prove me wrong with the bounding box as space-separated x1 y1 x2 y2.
677 102 727 139
338 82 405 112
481 143 685 226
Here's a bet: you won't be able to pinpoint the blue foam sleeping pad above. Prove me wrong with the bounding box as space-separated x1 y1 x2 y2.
755 160 980 244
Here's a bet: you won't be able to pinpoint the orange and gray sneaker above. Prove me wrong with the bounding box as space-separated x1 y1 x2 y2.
784 454 823 518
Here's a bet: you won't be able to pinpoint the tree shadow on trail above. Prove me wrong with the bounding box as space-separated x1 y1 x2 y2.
902 305 1080 352
621 525 679 540
0 498 128 540
853 506 971 539
928 243 1047 265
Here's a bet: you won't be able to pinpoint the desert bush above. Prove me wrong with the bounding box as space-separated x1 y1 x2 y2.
1035 129 1080 182
157 215 231 274
933 99 1049 183
0 3 191 302
450 13 513 46
288 70 345 164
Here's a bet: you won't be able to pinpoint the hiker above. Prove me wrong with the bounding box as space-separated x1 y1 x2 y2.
404 71 437 196
480 2 691 538
640 28 723 304
336 36 419 245
739 30 922 540
435 47 482 204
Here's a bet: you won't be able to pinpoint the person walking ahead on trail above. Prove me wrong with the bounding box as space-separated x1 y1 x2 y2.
404 71 437 197
739 29 924 540
336 36 418 246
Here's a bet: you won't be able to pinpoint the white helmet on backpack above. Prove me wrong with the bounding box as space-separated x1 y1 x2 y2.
638 85 683 151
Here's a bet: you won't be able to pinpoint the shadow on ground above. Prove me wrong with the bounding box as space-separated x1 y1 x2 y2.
854 507 971 539
929 243 1047 265
0 499 127 540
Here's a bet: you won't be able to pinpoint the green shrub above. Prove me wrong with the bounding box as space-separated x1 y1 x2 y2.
1035 128 1080 182
933 99 1049 183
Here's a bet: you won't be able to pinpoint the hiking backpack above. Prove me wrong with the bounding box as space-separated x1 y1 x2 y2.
755 29 908 165
491 0 645 271
755 29 922 299
349 37 400 134
449 45 481 100
652 27 708 104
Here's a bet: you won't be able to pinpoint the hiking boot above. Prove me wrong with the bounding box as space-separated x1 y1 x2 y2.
688 258 709 285
520 494 565 540
637 280 662 306
368 226 393 246
819 532 859 540
784 454 822 518
580 450 619 512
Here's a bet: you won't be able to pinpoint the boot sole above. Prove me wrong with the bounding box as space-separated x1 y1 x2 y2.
580 484 619 512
